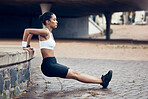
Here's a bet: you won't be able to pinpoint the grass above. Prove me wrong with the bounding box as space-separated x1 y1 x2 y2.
106 45 148 49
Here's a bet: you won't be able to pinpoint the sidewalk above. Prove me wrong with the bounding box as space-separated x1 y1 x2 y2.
100 25 148 41
19 57 148 99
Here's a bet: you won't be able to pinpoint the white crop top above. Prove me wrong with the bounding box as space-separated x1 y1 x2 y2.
39 28 56 49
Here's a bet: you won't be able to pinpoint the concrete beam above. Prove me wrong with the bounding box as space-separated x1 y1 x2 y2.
1 0 148 17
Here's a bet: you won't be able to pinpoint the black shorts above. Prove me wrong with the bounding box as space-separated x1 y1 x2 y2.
41 57 69 78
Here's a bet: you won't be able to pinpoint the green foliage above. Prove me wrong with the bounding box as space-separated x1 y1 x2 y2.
132 46 139 49
142 46 148 49
0 94 7 99
103 28 113 35
14 91 17 96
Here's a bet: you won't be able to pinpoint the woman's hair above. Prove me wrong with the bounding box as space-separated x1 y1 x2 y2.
39 12 54 25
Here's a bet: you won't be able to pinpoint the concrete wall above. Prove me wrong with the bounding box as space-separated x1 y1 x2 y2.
135 11 145 24
53 16 89 39
89 18 103 35
0 45 34 98
0 15 95 39
111 12 123 24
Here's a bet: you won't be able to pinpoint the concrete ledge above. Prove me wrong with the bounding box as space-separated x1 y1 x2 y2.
0 45 34 98
0 45 34 67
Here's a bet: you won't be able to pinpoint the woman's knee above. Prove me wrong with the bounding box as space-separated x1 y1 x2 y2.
66 69 80 79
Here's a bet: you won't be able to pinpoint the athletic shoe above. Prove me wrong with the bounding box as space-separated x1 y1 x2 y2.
100 70 113 88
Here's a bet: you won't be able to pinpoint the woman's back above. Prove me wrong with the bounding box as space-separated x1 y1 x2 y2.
39 28 56 58
39 28 56 50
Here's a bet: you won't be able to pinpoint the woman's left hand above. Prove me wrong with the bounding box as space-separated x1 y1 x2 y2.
30 47 35 55
23 47 34 56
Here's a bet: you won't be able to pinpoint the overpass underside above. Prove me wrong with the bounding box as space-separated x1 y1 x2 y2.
0 0 148 39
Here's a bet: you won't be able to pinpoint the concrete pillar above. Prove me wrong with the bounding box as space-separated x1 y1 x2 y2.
40 3 52 14
145 11 148 25
104 12 112 40
146 16 148 25
40 3 52 28
123 12 129 25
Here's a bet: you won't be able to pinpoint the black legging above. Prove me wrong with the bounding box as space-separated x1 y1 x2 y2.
41 57 69 78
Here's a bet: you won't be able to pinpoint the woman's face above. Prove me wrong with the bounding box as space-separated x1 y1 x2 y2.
48 14 58 28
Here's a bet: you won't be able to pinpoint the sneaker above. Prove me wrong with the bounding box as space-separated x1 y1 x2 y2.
100 70 113 88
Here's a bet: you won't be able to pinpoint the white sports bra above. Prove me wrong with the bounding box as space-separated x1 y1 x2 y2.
39 28 56 49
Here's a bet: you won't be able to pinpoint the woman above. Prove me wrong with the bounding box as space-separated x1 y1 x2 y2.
22 12 112 88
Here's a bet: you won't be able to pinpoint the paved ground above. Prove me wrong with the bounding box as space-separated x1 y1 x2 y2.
99 25 148 41
0 25 148 98
19 57 148 99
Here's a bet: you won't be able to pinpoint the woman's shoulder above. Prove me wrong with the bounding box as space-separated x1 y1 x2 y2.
25 28 49 36
25 28 46 30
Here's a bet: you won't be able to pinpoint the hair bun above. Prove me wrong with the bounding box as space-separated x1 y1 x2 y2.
39 15 43 21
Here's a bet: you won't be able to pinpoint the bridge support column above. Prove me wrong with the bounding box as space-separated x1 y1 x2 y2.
40 3 52 14
104 12 112 40
123 12 129 25
40 3 52 28
146 11 148 25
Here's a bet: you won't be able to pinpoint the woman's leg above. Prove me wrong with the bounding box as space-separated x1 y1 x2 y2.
66 69 103 84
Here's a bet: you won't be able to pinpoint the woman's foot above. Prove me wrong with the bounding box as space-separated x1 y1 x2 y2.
100 70 113 88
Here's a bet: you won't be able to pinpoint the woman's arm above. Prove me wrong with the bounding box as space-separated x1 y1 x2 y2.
26 34 33 47
22 29 45 55
22 28 48 41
